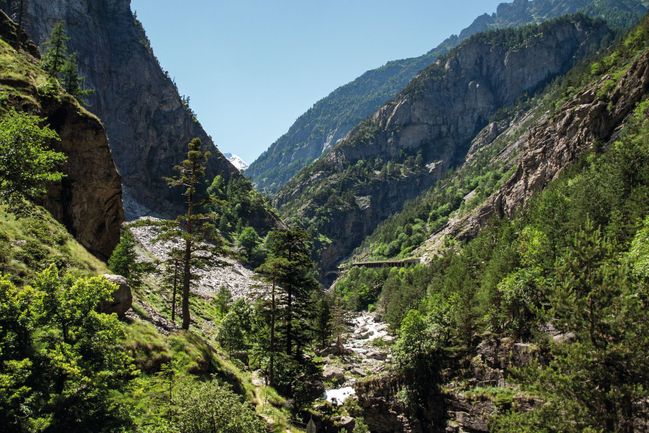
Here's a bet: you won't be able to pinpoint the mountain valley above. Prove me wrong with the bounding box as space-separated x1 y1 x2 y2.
1 1 649 432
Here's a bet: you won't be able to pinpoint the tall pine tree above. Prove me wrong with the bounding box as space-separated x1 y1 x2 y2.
41 22 69 78
164 138 212 330
265 227 320 356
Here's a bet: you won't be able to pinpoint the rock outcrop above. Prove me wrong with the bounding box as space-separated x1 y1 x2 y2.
0 10 123 259
129 219 269 301
2 0 239 219
355 334 543 433
422 40 649 253
276 16 612 276
101 274 133 317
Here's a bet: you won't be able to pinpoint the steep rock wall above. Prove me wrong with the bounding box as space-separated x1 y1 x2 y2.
247 0 647 195
3 0 239 218
0 10 122 259
421 42 649 255
276 16 612 275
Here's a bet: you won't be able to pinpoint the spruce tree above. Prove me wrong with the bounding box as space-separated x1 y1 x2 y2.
41 23 93 101
108 229 139 282
265 227 319 355
42 22 69 78
329 294 346 354
161 247 183 323
61 53 92 100
256 256 291 386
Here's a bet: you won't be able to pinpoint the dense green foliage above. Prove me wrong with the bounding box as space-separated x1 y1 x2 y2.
382 97 649 431
173 379 267 433
0 110 65 210
207 174 278 264
0 267 136 433
108 229 145 287
252 228 324 409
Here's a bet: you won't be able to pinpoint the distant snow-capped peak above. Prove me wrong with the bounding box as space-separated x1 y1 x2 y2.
224 153 248 172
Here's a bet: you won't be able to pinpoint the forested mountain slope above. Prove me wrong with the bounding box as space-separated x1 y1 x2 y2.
276 16 612 276
352 10 649 264
247 0 648 194
335 16 649 431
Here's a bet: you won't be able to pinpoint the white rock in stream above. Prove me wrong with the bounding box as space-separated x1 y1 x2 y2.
325 387 355 405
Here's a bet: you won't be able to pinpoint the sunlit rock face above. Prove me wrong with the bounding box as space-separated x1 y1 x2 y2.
276 16 612 276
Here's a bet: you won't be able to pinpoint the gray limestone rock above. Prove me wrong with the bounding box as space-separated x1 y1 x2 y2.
101 274 133 318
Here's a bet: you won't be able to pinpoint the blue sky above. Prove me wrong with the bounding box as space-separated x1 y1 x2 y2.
131 0 506 163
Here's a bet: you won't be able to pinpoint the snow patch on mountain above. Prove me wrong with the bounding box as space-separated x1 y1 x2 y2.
224 153 249 172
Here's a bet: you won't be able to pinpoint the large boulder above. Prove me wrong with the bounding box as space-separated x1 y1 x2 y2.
323 365 346 385
101 274 132 318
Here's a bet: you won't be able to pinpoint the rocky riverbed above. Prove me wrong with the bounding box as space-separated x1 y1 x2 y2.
323 312 395 405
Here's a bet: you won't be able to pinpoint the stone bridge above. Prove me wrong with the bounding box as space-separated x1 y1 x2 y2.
325 258 420 287
347 258 420 269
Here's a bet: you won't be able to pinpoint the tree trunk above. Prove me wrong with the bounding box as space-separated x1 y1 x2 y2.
171 259 178 323
269 278 276 386
286 247 293 355
181 186 194 330
182 238 191 330
620 394 634 433
286 287 292 355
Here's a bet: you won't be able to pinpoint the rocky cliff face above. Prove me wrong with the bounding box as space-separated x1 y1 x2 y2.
276 16 612 275
247 0 647 195
355 336 542 433
2 0 239 219
421 35 649 255
0 10 122 259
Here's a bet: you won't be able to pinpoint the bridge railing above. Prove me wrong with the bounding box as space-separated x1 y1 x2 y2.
341 258 420 270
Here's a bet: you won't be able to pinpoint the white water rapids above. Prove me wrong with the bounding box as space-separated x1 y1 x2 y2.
323 312 394 405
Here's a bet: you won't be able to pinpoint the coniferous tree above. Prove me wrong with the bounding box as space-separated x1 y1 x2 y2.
61 53 92 100
265 227 319 356
161 247 183 323
108 229 141 284
41 22 69 78
329 294 346 354
164 137 212 330
256 256 290 386
41 22 93 101
314 292 332 350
